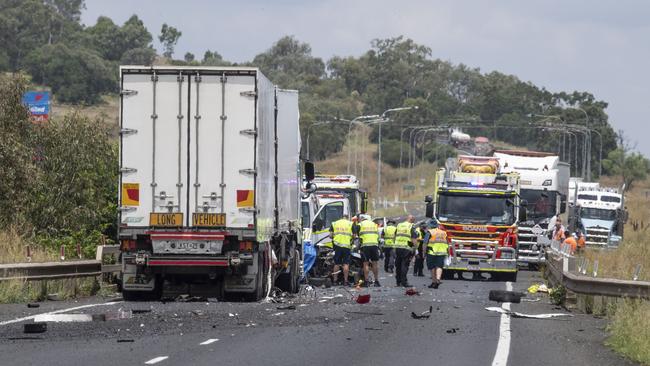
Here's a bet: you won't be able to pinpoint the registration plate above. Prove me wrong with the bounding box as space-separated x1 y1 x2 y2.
150 213 183 227
177 242 198 250
467 265 480 271
192 213 226 227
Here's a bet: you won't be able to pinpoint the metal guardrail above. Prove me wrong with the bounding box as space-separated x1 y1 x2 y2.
545 244 650 299
0 245 121 282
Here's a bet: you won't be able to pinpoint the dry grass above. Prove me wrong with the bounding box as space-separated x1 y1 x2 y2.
607 299 650 365
0 278 99 304
315 126 441 218
0 229 58 264
581 178 650 281
0 229 100 303
51 94 119 137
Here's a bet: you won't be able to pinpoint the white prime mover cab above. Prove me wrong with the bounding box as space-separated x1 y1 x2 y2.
118 66 304 300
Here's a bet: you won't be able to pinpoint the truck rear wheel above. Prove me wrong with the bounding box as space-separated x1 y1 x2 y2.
276 248 300 293
244 251 267 302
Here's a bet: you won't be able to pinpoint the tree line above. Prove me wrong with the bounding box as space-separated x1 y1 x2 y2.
1 0 647 184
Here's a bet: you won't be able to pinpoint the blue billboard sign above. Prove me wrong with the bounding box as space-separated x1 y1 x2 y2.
22 91 50 116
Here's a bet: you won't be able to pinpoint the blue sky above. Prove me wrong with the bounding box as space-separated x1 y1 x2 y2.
83 0 650 157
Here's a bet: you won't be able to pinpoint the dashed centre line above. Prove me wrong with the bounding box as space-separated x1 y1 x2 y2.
200 338 219 345
144 356 169 365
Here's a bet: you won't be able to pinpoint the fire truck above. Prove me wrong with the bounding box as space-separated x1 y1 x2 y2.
425 156 526 282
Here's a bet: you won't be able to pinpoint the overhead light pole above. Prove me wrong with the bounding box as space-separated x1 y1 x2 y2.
376 106 418 194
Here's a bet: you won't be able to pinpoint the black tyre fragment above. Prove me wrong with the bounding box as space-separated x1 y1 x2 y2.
24 322 47 334
489 290 524 303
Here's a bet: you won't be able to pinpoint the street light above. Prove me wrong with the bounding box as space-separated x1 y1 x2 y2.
335 115 381 174
376 106 418 194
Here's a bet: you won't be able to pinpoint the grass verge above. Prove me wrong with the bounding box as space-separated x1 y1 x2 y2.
607 299 650 365
0 277 100 304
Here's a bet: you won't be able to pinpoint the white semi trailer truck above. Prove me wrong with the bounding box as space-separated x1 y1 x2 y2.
117 66 310 301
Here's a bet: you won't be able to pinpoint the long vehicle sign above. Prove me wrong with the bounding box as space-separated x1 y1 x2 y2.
150 213 183 227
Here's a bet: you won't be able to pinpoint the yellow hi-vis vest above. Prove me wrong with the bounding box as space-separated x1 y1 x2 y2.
359 220 379 247
427 228 449 256
332 218 353 249
395 221 414 248
383 225 397 247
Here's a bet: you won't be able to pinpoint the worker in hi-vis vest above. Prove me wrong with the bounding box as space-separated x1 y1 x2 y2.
425 220 448 289
329 214 354 286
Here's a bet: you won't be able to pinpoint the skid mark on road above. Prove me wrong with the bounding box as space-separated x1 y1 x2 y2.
491 281 513 366
144 356 168 364
0 301 122 326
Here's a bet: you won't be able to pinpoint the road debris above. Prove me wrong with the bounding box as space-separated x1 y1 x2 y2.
446 328 460 334
46 294 60 301
485 307 574 319
528 283 549 294
405 288 420 296
344 310 384 316
23 322 47 334
411 306 433 319
117 339 134 343
132 309 152 314
33 314 93 323
92 314 106 322
176 294 205 302
355 294 371 304
276 305 296 310
271 312 285 316
489 290 524 303
26 303 40 308
364 327 382 330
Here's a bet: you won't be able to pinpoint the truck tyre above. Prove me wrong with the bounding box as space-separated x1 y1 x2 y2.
442 270 456 280
245 251 266 302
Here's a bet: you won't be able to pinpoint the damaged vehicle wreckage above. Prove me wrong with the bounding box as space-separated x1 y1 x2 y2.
117 66 314 301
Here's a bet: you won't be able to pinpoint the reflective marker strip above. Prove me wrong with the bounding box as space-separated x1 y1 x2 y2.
144 356 169 365
200 338 219 345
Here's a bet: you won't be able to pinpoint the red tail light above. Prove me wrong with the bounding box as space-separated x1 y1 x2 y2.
121 239 136 251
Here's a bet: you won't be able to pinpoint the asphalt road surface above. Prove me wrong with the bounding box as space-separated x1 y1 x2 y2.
0 268 636 366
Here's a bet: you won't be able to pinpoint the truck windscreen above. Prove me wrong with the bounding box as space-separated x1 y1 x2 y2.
581 207 616 221
520 189 558 219
437 193 516 225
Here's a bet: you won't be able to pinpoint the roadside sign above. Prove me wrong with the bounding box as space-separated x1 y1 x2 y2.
22 91 50 123
403 184 416 192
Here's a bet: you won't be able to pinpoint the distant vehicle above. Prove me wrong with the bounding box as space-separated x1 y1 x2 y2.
118 66 307 301
575 185 627 247
450 128 471 147
494 150 570 268
424 155 525 282
473 136 493 156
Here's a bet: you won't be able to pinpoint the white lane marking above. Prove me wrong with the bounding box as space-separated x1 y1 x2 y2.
0 301 122 326
200 338 219 345
144 356 169 364
491 281 513 366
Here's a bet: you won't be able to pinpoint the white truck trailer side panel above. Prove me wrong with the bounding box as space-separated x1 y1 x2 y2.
255 74 276 241
276 89 301 231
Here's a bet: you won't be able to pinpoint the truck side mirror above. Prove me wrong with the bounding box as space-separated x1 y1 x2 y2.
518 208 527 222
304 161 315 181
312 217 324 231
361 190 368 214
424 195 433 203
520 199 528 208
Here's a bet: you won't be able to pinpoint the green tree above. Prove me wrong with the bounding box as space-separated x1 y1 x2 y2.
23 43 116 103
158 23 181 58
0 75 36 226
121 47 156 65
184 52 195 63
202 50 229 66
602 134 650 191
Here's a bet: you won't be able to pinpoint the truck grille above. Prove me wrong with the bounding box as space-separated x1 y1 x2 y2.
585 228 609 246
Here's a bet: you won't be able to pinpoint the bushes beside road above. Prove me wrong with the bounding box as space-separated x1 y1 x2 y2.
0 75 117 263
